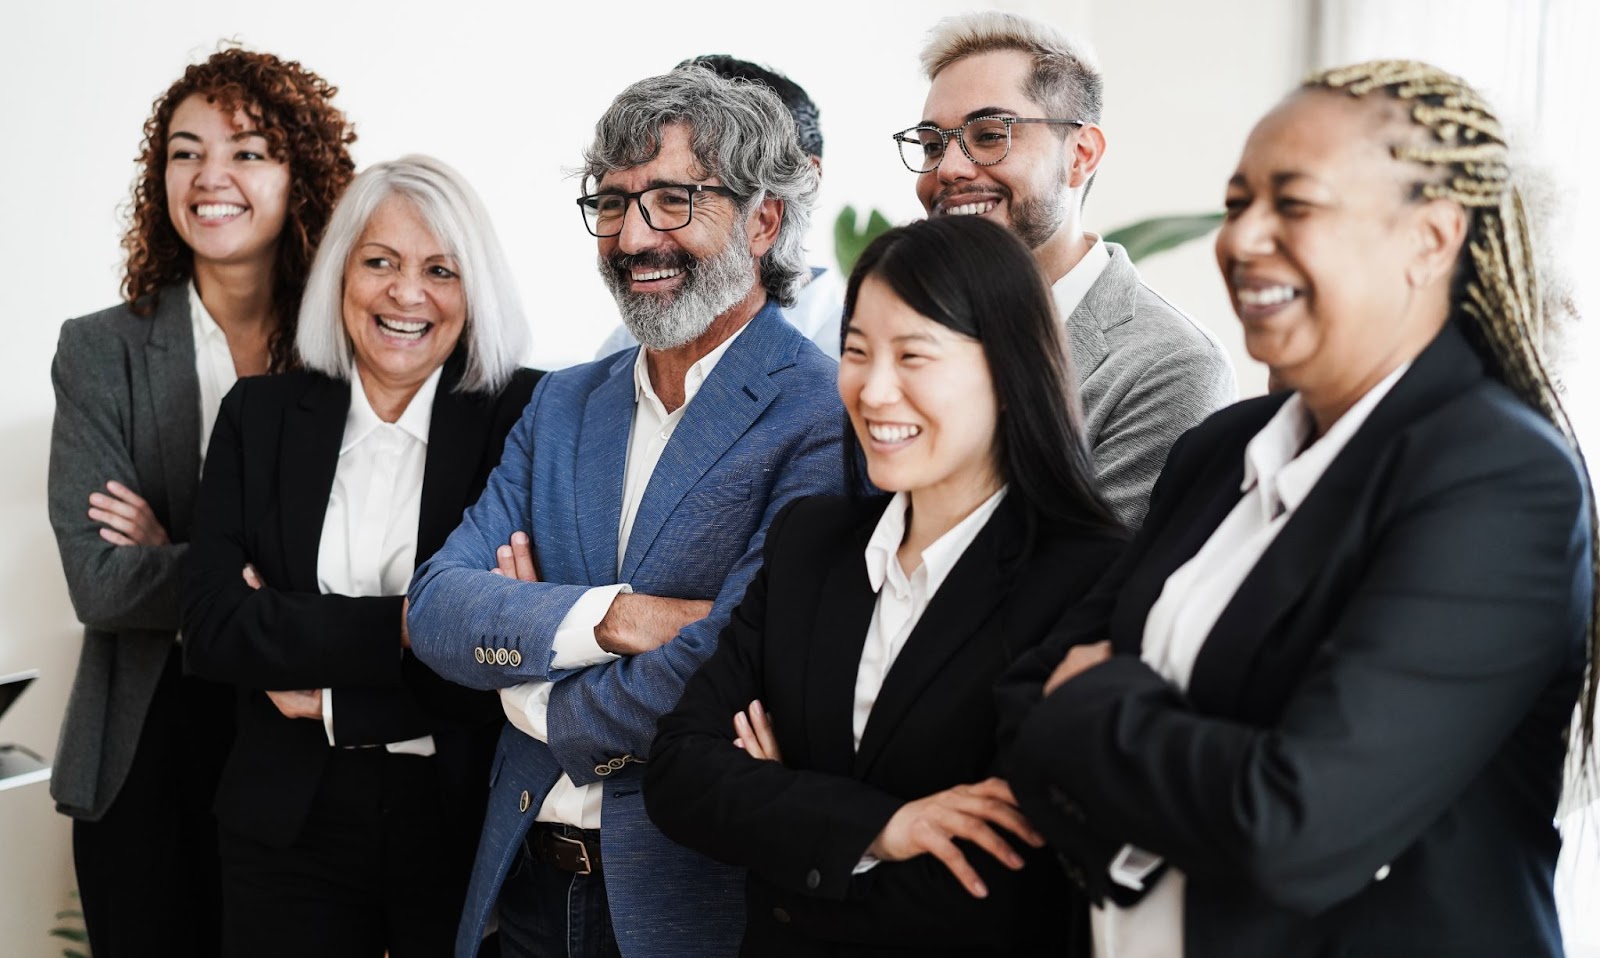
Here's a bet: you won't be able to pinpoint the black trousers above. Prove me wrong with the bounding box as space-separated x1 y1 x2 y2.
217 746 470 958
72 646 233 958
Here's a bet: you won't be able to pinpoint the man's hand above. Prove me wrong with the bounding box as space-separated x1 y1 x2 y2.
265 688 323 720
491 531 539 582
867 778 1044 899
89 480 171 546
733 698 782 762
594 594 712 656
1044 640 1112 696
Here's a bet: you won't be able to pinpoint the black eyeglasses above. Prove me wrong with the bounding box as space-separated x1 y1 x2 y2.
575 184 741 237
892 115 1085 173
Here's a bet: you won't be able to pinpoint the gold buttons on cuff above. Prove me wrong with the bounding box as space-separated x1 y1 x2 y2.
519 790 531 813
509 650 522 667
595 764 612 777
474 647 486 664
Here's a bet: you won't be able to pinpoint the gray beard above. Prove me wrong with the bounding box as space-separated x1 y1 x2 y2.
601 236 758 350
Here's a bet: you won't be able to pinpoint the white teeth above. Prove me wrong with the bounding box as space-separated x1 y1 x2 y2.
376 316 429 340
943 201 997 216
632 267 683 282
867 423 921 443
1237 285 1299 307
195 203 246 219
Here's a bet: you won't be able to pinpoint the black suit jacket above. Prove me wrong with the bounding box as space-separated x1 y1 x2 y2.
646 493 1127 958
999 323 1591 957
182 354 540 847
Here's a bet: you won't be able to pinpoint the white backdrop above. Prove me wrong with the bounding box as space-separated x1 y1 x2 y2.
0 1 1307 952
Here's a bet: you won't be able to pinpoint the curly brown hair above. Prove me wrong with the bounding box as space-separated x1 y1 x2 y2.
122 45 357 372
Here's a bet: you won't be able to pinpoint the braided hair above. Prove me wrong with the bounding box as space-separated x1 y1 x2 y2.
1307 60 1598 753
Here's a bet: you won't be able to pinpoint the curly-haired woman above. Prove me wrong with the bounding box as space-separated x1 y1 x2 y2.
45 46 355 956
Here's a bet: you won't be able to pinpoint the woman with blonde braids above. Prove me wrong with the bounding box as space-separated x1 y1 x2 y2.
998 60 1594 957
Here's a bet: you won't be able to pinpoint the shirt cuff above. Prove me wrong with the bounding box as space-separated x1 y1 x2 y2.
321 688 336 746
852 853 881 876
550 583 631 668
500 682 554 743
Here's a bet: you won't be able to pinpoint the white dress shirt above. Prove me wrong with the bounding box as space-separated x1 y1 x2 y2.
1051 235 1110 323
852 487 1007 873
189 283 238 467
314 363 442 757
1090 363 1410 958
499 321 750 829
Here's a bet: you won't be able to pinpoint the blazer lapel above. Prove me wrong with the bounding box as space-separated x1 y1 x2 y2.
575 354 635 582
802 509 880 777
1186 325 1487 714
418 355 487 560
279 376 348 592
1062 245 1138 388
851 497 1024 779
144 288 201 539
618 308 786 581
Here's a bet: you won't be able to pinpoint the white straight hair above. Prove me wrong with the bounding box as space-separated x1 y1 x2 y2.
295 154 529 393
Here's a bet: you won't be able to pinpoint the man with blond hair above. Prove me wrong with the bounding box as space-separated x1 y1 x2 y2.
899 12 1236 526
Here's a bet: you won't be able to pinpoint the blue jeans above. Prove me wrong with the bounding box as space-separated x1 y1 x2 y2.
498 836 621 958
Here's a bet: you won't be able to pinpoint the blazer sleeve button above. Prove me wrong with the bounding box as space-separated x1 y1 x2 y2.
805 869 821 890
595 765 612 777
474 647 486 664
519 790 531 813
1374 864 1391 881
496 648 510 665
772 907 791 924
509 650 522 667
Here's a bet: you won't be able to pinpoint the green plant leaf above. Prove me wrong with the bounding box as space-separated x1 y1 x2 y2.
1103 212 1225 263
49 928 88 942
834 205 895 277
53 909 84 920
65 950 91 958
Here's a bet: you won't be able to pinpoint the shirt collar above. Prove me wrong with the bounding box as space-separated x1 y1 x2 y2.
342 362 441 454
188 282 228 343
1242 362 1410 520
863 487 1008 596
1050 235 1110 319
631 316 750 415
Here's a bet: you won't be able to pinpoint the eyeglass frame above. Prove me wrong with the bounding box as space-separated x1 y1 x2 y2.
575 183 742 238
891 115 1086 174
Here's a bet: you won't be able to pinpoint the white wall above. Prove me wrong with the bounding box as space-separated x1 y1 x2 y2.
0 1 1303 951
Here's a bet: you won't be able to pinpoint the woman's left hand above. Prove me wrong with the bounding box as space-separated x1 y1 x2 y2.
733 699 782 762
1044 640 1112 695
88 480 171 546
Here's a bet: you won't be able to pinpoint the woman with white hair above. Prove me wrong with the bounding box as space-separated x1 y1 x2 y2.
182 154 539 957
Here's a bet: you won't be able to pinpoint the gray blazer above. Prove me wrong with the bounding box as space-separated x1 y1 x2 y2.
47 286 201 820
1069 243 1237 528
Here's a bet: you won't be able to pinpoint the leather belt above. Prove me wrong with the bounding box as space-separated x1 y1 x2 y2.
525 823 602 876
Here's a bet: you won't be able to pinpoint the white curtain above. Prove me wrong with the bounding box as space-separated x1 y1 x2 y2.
1316 3 1600 953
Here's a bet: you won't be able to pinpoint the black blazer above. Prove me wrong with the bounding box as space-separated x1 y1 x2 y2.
646 493 1126 958
182 353 540 847
999 323 1591 958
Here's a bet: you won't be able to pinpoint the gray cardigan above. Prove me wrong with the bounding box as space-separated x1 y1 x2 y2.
1068 243 1237 528
47 286 201 820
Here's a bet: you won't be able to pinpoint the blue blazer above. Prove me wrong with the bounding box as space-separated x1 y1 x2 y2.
407 303 846 958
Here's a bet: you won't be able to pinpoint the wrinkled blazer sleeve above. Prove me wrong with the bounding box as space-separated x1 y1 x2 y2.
406 377 595 689
182 381 405 691
48 319 186 632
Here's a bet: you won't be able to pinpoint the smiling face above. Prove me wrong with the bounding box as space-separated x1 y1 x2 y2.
916 51 1081 255
594 122 768 349
341 194 466 397
1216 89 1459 409
840 276 1002 512
164 94 290 273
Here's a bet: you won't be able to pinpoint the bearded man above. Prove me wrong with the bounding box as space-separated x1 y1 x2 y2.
405 66 844 958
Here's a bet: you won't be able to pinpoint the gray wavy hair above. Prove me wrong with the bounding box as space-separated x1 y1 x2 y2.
296 154 529 393
582 66 819 307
